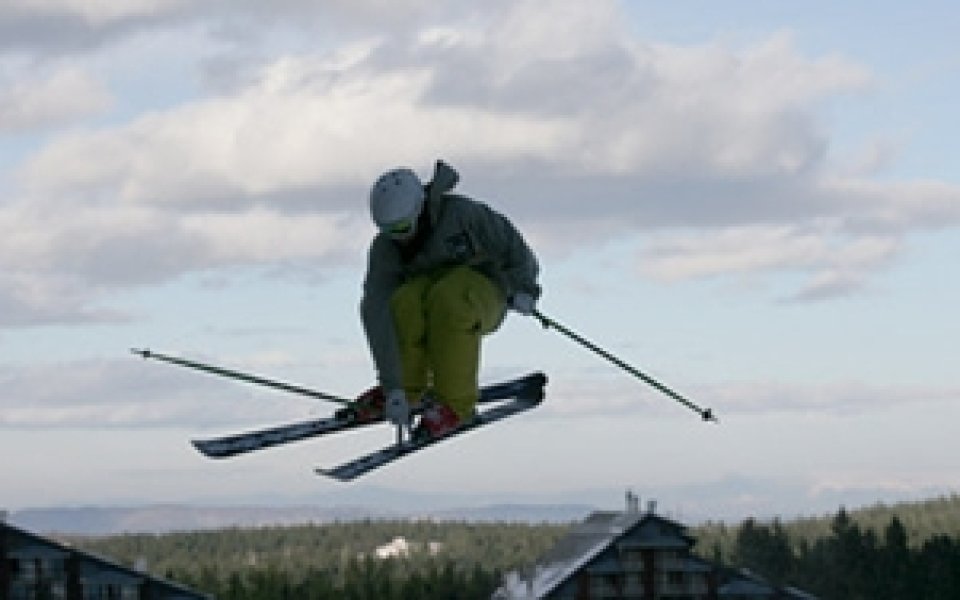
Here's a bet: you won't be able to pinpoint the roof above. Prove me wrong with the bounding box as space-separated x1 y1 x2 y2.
782 585 821 600
1 522 210 599
719 578 776 596
717 568 821 600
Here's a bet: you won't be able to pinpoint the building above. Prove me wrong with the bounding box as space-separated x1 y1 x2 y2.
1 519 211 600
494 494 817 600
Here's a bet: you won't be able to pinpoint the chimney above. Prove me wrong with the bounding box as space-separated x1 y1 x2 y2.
625 490 640 514
647 500 657 515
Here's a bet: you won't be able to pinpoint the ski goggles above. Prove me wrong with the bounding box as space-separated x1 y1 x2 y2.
382 217 416 239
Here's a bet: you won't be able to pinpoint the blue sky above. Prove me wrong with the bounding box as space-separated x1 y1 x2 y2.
1 0 958 522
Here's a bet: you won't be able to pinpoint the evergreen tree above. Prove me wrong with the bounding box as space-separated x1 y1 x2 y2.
878 516 912 600
732 517 794 585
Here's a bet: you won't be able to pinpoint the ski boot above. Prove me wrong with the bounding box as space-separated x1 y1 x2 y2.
335 386 386 423
412 403 468 442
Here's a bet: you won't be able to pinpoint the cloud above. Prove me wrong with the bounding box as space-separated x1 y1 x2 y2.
3 0 960 326
537 371 959 420
20 48 572 205
637 222 902 299
0 0 471 55
630 172 960 298
17 4 875 205
705 379 959 418
4 352 952 429
2 0 188 26
0 63 111 132
17 13 876 214
0 0 191 54
0 195 372 326
0 272 121 326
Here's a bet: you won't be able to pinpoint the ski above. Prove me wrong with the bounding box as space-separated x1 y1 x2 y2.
316 374 546 481
192 372 547 459
192 413 359 459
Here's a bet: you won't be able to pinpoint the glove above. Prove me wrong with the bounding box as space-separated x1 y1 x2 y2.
385 389 410 426
509 292 537 316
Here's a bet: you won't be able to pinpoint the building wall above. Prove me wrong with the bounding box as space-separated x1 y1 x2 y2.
544 550 716 598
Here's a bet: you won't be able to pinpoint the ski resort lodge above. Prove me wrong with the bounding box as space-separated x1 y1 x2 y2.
494 494 818 600
0 517 209 600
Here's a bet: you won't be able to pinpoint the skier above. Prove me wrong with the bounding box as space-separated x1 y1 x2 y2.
359 160 541 440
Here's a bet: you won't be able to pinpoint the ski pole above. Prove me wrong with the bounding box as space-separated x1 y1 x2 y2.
532 311 717 423
131 348 352 406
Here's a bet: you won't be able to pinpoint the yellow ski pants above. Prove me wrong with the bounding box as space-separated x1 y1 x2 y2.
390 266 505 419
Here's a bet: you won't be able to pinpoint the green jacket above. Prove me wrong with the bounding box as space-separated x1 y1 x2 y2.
361 161 541 390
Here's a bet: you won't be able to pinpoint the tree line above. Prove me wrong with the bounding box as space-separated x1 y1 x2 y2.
697 494 960 599
695 508 960 599
697 493 960 557
71 520 567 599
67 494 960 599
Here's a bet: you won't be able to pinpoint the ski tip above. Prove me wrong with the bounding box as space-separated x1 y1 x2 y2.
314 468 354 483
701 409 719 424
516 371 548 402
191 439 227 459
130 347 151 358
190 439 211 455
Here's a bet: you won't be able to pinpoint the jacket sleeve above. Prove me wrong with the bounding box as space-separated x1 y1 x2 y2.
464 200 541 301
360 237 405 391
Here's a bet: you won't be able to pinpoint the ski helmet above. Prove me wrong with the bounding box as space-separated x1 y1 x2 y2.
369 168 425 240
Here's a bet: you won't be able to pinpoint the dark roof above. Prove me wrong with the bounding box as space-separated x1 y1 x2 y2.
1 522 210 599
719 578 776 596
717 568 822 600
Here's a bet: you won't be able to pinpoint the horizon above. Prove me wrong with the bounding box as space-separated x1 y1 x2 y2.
2 1 958 520
9 491 960 539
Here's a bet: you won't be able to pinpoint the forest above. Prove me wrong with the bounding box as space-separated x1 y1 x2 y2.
68 494 960 599
702 504 960 599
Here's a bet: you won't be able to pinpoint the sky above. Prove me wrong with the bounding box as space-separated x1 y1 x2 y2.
1 0 958 523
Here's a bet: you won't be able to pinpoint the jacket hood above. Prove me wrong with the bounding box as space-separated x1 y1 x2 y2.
427 159 459 200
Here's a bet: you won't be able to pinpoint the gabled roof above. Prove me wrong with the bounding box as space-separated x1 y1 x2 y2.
1 522 210 599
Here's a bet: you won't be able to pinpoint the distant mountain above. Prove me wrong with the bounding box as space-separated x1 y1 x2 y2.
8 502 595 536
8 504 391 536
428 503 595 523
